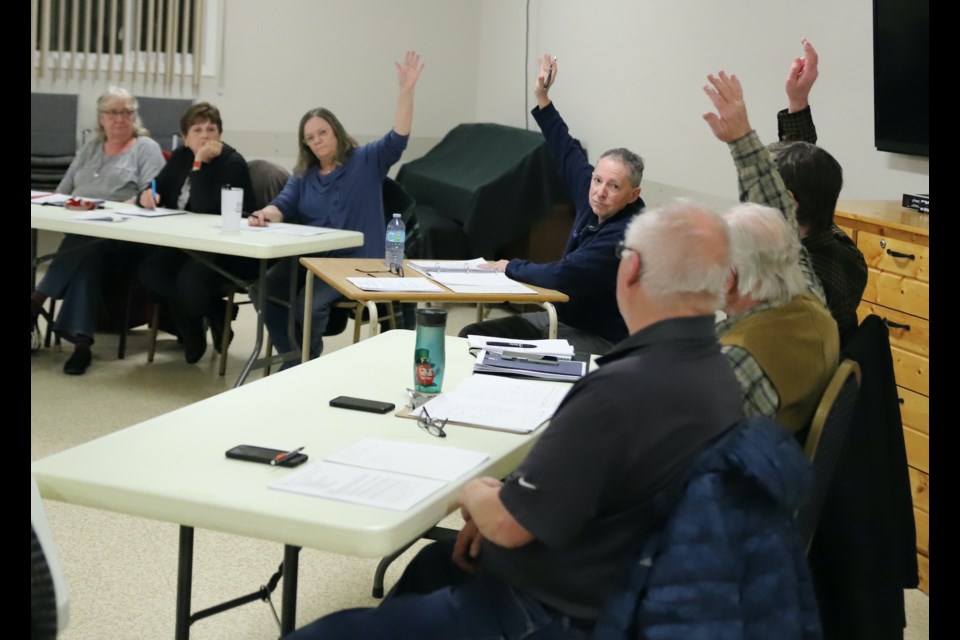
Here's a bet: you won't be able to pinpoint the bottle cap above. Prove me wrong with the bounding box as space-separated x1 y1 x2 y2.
392 213 401 218
416 308 447 328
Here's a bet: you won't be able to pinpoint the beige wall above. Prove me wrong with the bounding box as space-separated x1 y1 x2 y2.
32 0 928 203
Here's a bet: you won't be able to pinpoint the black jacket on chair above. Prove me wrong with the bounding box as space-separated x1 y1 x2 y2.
807 314 919 640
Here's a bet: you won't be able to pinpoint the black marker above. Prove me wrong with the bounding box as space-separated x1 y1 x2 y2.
544 55 557 89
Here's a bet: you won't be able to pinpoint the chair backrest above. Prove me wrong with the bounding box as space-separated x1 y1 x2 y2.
136 97 194 152
795 358 862 552
247 160 292 211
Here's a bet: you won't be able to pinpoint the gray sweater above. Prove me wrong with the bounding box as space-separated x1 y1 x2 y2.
57 136 166 202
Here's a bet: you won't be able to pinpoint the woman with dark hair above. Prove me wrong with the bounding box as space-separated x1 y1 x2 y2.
30 86 166 375
249 50 423 367
135 102 256 364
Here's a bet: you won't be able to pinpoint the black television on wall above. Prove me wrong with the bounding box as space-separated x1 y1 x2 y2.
873 0 929 157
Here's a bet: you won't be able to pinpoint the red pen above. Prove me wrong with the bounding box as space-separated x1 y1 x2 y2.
271 446 304 466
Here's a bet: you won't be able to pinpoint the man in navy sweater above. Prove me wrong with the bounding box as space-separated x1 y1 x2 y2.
459 54 644 356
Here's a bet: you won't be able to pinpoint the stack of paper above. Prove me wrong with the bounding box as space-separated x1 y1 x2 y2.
268 437 489 511
412 374 570 433
346 277 445 292
473 349 586 382
407 259 537 294
114 205 188 218
407 258 487 275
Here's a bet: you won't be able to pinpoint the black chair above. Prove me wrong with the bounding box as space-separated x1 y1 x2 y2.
795 359 861 552
146 159 293 376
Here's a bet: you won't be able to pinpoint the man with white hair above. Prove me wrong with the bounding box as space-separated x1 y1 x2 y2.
284 200 744 639
703 70 839 438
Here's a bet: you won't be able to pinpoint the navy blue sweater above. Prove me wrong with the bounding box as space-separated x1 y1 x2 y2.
507 103 644 344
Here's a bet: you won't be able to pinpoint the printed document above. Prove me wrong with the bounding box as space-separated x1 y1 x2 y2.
347 277 445 292
114 205 188 217
414 374 569 433
269 437 490 511
407 258 487 275
269 462 445 511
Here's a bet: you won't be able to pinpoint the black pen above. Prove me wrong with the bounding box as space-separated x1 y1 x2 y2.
271 446 305 466
487 341 536 348
501 355 560 366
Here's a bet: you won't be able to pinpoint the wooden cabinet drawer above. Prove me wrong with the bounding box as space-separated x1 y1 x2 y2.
909 467 929 513
918 553 928 594
898 386 929 434
914 508 928 556
858 230 929 282
857 302 928 357
863 269 929 319
903 426 929 474
890 346 929 396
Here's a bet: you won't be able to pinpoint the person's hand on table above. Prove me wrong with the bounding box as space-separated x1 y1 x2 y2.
138 190 159 209
248 205 283 227
478 259 510 273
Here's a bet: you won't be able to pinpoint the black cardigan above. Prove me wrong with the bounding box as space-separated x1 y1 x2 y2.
142 142 255 214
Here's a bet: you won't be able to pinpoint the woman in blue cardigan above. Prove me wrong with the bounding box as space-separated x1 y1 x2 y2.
249 50 423 367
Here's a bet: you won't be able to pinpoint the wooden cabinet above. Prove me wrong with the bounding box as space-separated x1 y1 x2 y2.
835 200 930 593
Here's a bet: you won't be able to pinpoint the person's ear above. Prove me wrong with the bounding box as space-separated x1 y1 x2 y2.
628 186 642 203
627 251 642 285
725 267 738 295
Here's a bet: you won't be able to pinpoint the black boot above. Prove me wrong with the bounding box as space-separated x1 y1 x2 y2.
208 298 238 355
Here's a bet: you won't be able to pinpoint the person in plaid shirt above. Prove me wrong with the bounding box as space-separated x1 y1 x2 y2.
769 39 868 345
703 68 839 443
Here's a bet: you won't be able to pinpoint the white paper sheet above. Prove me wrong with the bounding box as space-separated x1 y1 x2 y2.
325 438 489 482
414 375 570 433
268 462 445 511
31 193 71 204
241 221 338 236
346 277 445 292
114 206 188 217
69 212 129 222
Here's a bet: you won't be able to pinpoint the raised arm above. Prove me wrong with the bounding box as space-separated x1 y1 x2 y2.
778 38 819 143
703 70 827 303
393 50 424 136
534 52 558 110
785 38 819 114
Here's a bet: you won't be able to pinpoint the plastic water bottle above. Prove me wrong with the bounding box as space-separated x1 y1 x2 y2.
385 213 406 269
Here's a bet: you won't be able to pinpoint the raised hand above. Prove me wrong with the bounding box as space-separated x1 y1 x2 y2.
785 38 819 113
534 53 557 107
396 50 424 91
702 71 752 143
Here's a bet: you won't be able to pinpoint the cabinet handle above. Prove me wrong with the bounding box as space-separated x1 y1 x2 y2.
898 397 905 405
883 318 911 331
886 248 916 260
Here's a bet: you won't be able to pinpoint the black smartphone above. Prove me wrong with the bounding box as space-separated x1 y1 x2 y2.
329 396 396 414
225 445 308 467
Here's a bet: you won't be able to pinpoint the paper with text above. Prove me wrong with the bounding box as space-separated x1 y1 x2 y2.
347 277 445 292
69 212 129 223
242 221 338 236
114 206 188 218
415 375 569 433
326 438 489 482
269 462 445 511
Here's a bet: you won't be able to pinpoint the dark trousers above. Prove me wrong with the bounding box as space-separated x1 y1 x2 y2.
284 539 587 640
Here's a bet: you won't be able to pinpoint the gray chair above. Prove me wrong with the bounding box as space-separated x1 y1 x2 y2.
31 92 78 192
135 97 194 153
796 359 862 552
